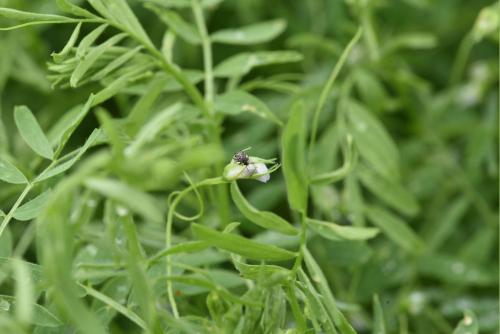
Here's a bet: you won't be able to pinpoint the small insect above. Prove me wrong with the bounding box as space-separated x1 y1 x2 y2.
233 150 250 166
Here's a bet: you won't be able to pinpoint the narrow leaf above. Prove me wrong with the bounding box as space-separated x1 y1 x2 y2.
146 4 200 44
365 205 424 254
127 75 168 132
92 72 135 105
14 106 54 160
211 19 286 45
418 254 495 286
0 8 75 30
303 249 357 334
0 295 62 327
0 258 44 284
84 178 164 224
384 33 437 53
215 90 283 126
53 94 95 158
281 100 308 213
36 129 100 182
311 134 356 185
307 218 379 241
232 257 291 283
191 223 296 261
297 269 335 331
358 165 419 216
56 0 97 19
230 182 297 235
82 285 147 330
346 100 399 180
105 0 153 47
149 241 209 264
214 51 303 77
76 24 108 58
428 197 469 251
91 46 143 81
13 190 51 221
70 33 127 87
14 259 34 324
0 228 12 258
52 22 82 63
96 109 124 159
0 158 28 184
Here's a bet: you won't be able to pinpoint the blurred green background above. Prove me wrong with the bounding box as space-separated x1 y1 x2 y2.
0 0 498 333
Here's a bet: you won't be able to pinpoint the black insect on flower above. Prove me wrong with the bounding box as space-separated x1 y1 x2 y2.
233 150 250 166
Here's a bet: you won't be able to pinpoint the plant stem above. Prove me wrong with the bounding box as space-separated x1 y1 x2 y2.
150 48 211 119
308 28 362 160
285 283 307 332
449 32 475 85
0 183 33 240
360 7 379 61
291 211 308 277
117 8 231 226
192 0 214 108
81 284 148 330
190 0 231 225
165 177 225 318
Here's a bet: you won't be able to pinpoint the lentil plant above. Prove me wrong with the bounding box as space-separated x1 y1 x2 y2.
0 0 498 333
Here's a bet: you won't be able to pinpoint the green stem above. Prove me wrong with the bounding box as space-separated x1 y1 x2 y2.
1 150 100 241
285 283 307 333
360 7 379 61
449 32 475 85
86 14 211 119
190 0 231 225
150 48 211 119
165 177 225 318
192 0 214 109
308 28 362 159
81 284 148 330
291 211 308 277
0 183 33 240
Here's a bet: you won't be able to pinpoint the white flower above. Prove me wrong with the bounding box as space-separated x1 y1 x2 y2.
223 163 255 180
253 162 270 183
222 152 279 183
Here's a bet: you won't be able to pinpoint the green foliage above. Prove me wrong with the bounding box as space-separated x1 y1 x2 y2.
0 0 497 333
